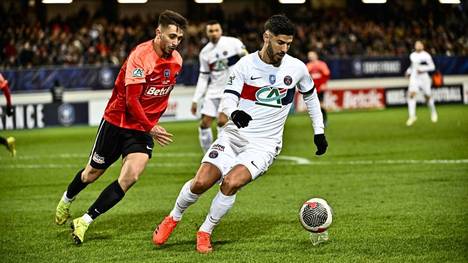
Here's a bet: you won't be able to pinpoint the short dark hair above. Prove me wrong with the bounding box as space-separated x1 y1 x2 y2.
158 10 188 30
264 14 295 36
206 20 220 26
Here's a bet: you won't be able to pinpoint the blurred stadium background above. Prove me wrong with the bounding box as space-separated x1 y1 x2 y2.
0 0 467 262
0 0 467 126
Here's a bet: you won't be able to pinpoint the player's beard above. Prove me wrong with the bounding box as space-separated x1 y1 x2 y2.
209 35 220 44
266 41 285 66
163 45 176 57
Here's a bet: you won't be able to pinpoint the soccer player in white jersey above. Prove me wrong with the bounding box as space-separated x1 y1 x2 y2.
405 40 437 126
192 20 247 152
152 15 328 253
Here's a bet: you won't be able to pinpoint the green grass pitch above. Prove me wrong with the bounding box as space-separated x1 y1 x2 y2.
0 105 467 262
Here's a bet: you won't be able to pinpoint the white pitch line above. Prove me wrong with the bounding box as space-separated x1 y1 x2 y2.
277 155 311 164
0 163 199 169
5 152 201 160
1 157 467 169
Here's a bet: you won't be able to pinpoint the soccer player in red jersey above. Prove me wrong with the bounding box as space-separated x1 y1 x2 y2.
54 10 188 245
306 51 330 124
0 73 16 156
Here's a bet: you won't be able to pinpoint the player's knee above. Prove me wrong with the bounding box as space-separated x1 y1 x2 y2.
81 168 104 183
217 119 227 127
191 177 212 194
118 171 141 192
200 120 211 129
124 167 142 183
220 176 242 195
217 114 228 127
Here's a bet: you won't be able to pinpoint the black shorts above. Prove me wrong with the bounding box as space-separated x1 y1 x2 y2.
317 91 324 102
89 119 154 169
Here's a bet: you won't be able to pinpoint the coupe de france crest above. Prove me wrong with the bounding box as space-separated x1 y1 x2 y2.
269 74 276 85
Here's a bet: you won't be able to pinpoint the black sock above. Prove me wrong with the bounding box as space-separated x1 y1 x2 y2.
87 180 125 220
0 137 6 147
66 169 88 199
321 107 327 124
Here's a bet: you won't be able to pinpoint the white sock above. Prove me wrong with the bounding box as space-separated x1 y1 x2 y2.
198 127 213 153
82 213 93 224
62 191 75 203
407 97 416 118
199 191 236 234
427 97 437 115
169 180 200 221
216 126 224 138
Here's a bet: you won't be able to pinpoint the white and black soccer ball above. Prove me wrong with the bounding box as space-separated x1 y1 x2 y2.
299 198 333 233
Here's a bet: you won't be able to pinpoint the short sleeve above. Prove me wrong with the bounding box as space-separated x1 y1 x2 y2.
125 50 147 86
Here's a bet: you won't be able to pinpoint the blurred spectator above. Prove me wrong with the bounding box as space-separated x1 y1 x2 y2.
0 2 466 70
50 79 64 103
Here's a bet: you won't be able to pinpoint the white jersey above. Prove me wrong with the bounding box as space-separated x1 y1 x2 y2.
406 50 435 82
192 36 246 102
221 51 324 151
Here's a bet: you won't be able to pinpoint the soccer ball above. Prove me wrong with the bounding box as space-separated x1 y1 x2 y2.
299 198 333 233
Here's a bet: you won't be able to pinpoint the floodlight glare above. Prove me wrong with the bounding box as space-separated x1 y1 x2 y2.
362 0 387 3
279 0 306 3
194 0 223 3
117 0 148 3
42 0 72 3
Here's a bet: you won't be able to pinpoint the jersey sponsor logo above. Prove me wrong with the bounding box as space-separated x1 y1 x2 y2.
250 76 262 80
210 59 228 71
92 152 105 164
269 75 276 84
145 85 174 96
212 144 225 152
284 75 293 86
132 68 144 78
209 150 218 159
255 87 287 108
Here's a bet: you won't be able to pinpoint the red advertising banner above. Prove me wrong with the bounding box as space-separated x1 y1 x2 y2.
295 88 385 112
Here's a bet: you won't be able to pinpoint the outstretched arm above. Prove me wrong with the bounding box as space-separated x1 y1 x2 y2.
298 65 327 155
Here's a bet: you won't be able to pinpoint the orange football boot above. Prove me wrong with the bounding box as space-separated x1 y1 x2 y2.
152 216 179 246
196 231 213 253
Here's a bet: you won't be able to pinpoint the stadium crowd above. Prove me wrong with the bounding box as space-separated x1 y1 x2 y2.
1 3 466 69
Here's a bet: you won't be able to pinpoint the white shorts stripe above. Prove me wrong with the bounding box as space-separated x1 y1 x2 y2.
87 119 106 165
